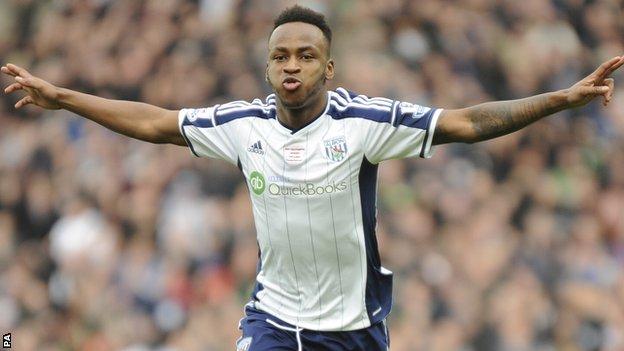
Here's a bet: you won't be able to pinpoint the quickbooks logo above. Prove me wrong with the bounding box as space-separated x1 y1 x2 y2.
268 181 347 196
249 171 347 197
249 171 266 195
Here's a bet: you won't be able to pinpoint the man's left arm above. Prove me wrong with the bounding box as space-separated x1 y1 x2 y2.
433 55 624 145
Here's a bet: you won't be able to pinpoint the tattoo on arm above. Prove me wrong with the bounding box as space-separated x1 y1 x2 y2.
467 93 563 142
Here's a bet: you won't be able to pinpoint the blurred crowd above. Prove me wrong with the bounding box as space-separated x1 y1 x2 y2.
1 0 623 350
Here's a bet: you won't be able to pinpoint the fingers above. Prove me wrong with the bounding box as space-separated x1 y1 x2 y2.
15 95 33 109
579 85 609 98
14 76 41 89
602 56 624 79
591 56 624 82
603 78 614 106
5 63 33 79
4 82 23 94
1 65 17 77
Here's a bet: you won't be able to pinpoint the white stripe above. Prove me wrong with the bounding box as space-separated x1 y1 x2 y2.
216 105 275 116
336 87 352 101
390 101 399 126
219 103 274 111
354 94 393 104
220 99 273 111
266 319 303 351
329 101 392 114
329 91 349 106
331 91 393 109
372 307 382 316
330 92 394 111
353 96 393 107
383 319 389 349
210 104 218 125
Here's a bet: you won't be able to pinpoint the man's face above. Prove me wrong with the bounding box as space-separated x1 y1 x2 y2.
267 22 334 109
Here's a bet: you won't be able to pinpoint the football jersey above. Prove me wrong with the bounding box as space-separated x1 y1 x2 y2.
178 87 442 331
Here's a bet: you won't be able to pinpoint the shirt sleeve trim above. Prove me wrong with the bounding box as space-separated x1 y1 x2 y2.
419 108 443 159
178 109 200 157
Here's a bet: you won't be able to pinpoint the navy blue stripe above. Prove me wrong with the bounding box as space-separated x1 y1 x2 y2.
345 89 358 100
327 103 392 124
182 114 214 128
359 157 393 325
336 87 352 101
215 107 274 125
397 108 436 130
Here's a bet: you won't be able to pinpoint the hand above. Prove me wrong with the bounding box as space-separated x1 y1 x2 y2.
565 55 624 108
2 63 62 110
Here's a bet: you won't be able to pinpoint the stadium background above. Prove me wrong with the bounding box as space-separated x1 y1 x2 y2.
1 0 623 350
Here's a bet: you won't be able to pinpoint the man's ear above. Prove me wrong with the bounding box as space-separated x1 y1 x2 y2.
325 59 335 81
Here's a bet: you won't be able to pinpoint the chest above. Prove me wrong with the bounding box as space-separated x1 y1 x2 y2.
239 120 363 193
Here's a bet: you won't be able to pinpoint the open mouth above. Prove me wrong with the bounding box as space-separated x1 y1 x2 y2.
282 77 302 91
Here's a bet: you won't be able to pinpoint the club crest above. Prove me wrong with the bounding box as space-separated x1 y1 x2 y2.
324 136 348 162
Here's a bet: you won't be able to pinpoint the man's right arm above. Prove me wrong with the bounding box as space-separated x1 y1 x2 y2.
2 63 185 145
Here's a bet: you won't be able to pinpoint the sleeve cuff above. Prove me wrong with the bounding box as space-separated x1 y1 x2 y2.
178 109 200 157
420 108 443 159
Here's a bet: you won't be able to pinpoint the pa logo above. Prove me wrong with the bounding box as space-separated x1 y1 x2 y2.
3 333 11 349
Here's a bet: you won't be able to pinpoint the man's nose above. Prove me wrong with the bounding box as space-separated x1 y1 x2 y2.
283 57 301 74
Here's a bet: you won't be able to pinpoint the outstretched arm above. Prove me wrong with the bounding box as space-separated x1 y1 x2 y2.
2 63 185 145
433 55 624 145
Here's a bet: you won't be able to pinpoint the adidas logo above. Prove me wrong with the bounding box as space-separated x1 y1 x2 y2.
247 140 265 155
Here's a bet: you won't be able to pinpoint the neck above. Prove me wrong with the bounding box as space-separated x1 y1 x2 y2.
276 90 328 131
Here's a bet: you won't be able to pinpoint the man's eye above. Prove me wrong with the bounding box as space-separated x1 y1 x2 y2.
274 56 287 61
301 55 314 60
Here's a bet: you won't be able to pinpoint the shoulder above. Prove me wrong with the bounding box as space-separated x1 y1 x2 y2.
213 95 277 125
327 88 396 124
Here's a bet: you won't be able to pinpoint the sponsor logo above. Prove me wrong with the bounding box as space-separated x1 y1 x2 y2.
267 181 347 196
324 136 348 162
250 171 348 197
247 140 265 155
249 171 348 196
249 171 266 195
236 336 252 351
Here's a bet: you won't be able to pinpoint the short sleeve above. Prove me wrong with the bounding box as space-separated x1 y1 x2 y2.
364 101 442 164
178 107 239 165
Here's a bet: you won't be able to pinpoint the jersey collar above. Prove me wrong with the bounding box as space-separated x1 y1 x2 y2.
273 91 331 136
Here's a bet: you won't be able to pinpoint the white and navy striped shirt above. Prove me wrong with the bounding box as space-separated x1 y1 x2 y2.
179 88 442 331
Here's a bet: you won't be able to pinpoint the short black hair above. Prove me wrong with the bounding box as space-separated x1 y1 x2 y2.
273 5 332 46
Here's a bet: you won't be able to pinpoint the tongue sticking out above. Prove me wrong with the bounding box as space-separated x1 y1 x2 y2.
283 81 301 91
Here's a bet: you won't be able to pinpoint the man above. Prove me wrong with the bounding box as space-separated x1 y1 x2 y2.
2 5 622 351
